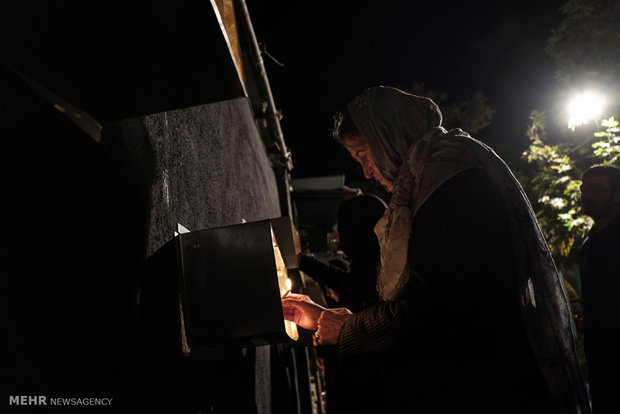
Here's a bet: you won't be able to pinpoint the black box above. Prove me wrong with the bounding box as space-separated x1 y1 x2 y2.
141 217 301 359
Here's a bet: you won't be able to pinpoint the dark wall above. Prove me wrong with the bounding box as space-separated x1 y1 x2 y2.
0 62 282 412
108 97 282 256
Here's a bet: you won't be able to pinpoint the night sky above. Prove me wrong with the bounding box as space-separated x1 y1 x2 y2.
247 0 567 180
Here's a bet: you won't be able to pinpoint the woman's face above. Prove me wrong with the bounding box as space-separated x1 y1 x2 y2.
343 135 394 192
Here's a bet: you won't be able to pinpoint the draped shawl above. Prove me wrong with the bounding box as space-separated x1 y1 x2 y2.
347 86 590 413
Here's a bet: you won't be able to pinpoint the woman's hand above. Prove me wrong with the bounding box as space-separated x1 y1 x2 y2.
282 293 325 330
314 308 353 346
282 294 354 346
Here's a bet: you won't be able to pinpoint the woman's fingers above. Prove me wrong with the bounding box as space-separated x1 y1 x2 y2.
281 297 324 330
314 308 353 346
283 293 309 301
282 305 301 325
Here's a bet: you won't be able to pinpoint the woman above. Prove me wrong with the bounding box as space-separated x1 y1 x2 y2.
283 86 589 413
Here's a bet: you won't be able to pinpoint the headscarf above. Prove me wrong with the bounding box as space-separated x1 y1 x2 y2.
347 86 590 413
347 86 444 183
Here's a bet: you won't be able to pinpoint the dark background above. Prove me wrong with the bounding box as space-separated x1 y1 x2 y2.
247 0 567 180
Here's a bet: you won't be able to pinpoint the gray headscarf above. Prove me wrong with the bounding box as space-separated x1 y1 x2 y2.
348 86 444 182
347 86 590 414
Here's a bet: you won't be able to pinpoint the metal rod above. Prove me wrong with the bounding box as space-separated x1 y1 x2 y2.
235 0 293 171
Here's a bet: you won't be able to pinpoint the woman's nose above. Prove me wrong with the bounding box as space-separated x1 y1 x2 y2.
361 161 374 179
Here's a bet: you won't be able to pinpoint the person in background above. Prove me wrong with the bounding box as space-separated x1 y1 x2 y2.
298 194 387 310
283 86 590 413
298 194 386 413
579 164 620 413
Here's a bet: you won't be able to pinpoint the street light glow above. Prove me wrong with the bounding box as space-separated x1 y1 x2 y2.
567 91 605 130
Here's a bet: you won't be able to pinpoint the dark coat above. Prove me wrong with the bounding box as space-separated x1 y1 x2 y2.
580 213 620 413
338 168 552 413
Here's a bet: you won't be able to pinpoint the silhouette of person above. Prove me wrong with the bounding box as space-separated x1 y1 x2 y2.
298 194 386 413
298 194 387 310
579 164 620 413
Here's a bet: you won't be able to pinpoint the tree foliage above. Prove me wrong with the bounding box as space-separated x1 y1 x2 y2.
522 113 619 265
545 0 620 88
592 117 620 163
521 112 591 263
519 0 620 276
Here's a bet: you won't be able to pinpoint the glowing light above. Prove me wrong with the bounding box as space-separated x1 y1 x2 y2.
271 227 298 340
567 92 605 130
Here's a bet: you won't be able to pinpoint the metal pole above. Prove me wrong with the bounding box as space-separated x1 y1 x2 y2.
234 0 294 218
234 0 293 172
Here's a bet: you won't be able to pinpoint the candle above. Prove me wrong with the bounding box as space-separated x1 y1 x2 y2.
282 278 292 298
271 226 298 340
